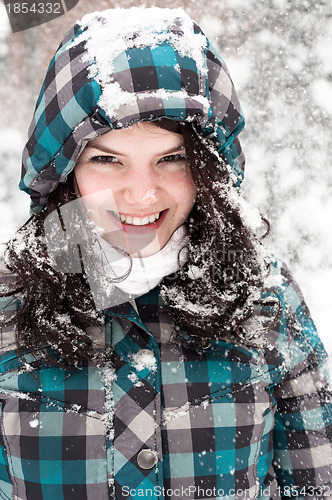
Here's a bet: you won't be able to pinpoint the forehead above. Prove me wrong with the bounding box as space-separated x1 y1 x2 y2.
86 122 184 151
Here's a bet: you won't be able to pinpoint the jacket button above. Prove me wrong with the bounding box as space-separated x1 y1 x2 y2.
137 449 158 469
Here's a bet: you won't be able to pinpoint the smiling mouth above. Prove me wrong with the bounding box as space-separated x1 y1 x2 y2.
110 210 165 226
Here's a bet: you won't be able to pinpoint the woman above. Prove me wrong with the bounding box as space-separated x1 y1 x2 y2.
0 7 331 500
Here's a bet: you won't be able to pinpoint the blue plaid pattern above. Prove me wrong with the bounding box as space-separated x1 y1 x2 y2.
19 8 245 214
0 260 331 499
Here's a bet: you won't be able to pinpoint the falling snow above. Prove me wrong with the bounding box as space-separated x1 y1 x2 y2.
29 418 39 429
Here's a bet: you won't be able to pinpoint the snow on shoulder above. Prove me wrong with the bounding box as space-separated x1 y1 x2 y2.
130 350 157 372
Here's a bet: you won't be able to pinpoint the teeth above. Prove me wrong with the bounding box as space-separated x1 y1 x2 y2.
116 212 161 226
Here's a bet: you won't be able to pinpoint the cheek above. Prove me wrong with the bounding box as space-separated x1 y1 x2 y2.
75 170 104 197
74 170 122 215
75 169 121 202
169 172 197 207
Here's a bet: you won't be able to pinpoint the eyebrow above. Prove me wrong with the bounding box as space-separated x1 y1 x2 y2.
86 143 186 156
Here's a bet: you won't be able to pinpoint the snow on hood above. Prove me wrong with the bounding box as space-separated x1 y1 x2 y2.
20 7 245 214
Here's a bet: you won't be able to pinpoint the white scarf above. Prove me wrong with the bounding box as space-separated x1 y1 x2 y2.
97 225 188 296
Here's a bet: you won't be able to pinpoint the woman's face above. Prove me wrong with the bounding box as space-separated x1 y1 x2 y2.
74 122 196 257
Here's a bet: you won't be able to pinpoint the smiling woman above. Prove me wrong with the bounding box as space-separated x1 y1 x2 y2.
0 6 331 500
74 121 196 256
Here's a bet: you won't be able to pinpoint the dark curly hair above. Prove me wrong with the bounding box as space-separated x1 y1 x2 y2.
0 119 277 366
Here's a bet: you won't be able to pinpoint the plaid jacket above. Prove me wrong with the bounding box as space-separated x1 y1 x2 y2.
0 259 331 500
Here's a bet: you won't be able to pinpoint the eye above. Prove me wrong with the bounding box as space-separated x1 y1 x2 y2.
160 154 187 163
90 155 119 164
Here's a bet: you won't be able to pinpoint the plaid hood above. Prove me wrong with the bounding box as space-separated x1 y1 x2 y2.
20 7 245 214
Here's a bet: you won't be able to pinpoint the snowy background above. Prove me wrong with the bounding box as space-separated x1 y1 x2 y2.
0 0 331 364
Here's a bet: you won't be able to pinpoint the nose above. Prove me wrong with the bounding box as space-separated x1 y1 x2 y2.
122 169 160 206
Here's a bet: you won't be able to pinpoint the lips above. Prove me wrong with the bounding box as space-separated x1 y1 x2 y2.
107 209 168 231
113 211 161 226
